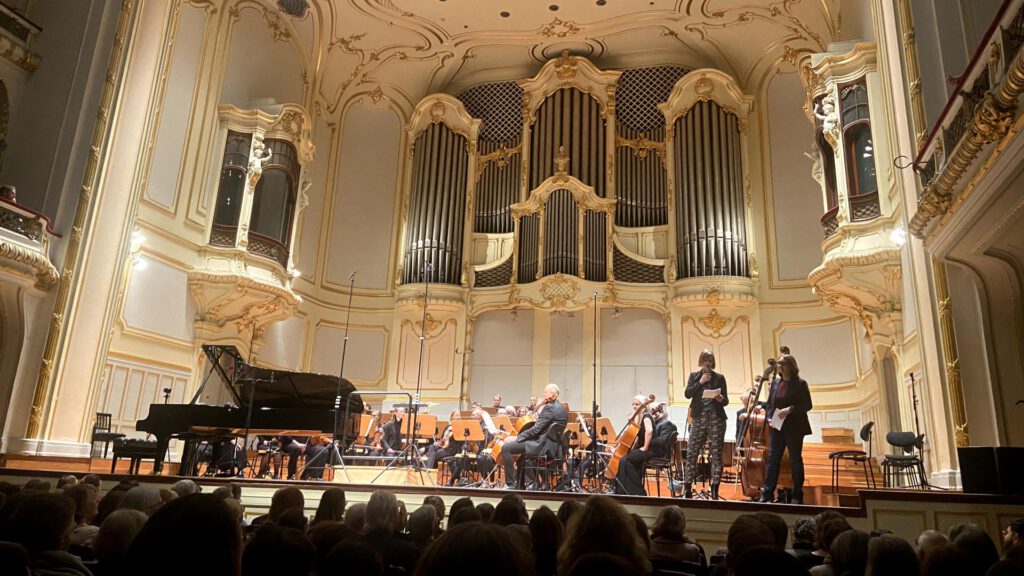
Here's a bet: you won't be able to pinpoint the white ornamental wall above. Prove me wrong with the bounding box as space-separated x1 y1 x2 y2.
600 308 669 426
470 309 535 406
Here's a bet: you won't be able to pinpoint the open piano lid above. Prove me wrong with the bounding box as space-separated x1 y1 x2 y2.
201 344 363 413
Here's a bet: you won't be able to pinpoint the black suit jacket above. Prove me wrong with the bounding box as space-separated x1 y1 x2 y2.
685 370 729 420
766 377 812 437
382 419 403 452
650 416 678 459
517 400 568 458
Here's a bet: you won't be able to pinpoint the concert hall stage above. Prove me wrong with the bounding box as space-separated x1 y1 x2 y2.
3 464 1022 554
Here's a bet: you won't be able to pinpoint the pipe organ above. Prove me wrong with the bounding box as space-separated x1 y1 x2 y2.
400 54 754 289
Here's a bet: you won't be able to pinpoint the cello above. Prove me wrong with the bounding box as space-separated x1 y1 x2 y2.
605 394 656 480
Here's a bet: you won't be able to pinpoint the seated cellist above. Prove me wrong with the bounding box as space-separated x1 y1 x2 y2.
499 384 567 489
614 395 657 496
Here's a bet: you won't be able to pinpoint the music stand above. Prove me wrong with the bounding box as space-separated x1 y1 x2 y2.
492 416 514 435
449 419 485 486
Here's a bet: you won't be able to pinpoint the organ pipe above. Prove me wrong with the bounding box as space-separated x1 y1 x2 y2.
673 100 748 278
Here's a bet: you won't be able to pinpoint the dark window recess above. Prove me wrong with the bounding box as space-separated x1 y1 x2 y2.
212 131 252 227
250 139 299 245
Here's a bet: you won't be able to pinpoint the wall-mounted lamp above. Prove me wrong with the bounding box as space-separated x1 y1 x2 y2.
290 268 302 278
130 227 147 270
889 226 907 247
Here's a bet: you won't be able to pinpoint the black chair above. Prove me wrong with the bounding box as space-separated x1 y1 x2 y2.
518 422 567 490
91 413 125 458
881 431 926 488
651 559 706 576
828 421 876 492
645 430 680 497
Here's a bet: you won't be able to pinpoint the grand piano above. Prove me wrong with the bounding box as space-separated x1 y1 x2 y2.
136 344 362 474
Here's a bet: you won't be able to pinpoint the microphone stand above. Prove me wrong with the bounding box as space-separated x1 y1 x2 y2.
590 291 600 491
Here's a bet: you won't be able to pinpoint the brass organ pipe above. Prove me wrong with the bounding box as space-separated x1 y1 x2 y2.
725 114 736 275
436 126 451 280
423 126 441 280
415 131 431 282
694 105 706 276
453 136 468 282
710 104 723 275
731 116 742 275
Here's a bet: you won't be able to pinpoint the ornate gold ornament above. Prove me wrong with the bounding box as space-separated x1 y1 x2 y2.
430 101 447 124
476 144 521 181
554 145 570 176
694 75 715 101
702 284 722 306
413 313 443 339
541 19 582 40
540 274 580 309
781 45 799 66
616 135 664 160
699 308 729 337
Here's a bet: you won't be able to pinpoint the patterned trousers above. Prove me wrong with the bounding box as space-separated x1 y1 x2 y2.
682 414 727 484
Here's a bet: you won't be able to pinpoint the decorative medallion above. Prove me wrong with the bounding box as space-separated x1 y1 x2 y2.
699 308 728 337
542 19 582 40
414 313 443 338
554 49 578 82
430 101 446 124
694 75 715 102
702 284 722 306
540 274 580 309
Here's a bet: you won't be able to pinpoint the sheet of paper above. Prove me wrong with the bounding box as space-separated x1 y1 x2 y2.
702 388 721 399
770 410 787 431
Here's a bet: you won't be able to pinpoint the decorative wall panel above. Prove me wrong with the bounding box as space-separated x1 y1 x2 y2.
98 356 191 438
295 116 332 279
310 324 387 386
220 7 303 107
259 315 305 371
779 319 858 385
470 310 535 405
122 257 194 343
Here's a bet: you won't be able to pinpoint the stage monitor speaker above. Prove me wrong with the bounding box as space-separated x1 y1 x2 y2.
958 447 998 494
994 447 1024 495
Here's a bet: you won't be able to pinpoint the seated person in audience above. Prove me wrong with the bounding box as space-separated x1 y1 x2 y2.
1002 519 1024 557
916 529 948 564
649 505 705 566
790 518 822 568
93 509 148 574
249 486 304 530
63 484 101 557
125 494 241 576
362 491 420 574
0 491 92 576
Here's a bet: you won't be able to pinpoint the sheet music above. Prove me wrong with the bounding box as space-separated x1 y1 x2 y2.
702 388 721 399
770 410 787 431
479 410 499 434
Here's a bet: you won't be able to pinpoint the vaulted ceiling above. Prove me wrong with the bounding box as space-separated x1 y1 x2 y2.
262 0 840 114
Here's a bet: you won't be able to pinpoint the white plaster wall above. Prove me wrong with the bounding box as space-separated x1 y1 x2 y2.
122 256 194 343
778 319 858 385
143 4 205 209
259 315 306 371
551 312 584 411
98 356 190 438
310 324 388 385
838 0 877 42
600 308 668 425
219 7 303 107
325 101 401 290
858 323 873 375
766 72 823 281
294 116 332 277
470 310 534 406
808 408 863 444
900 246 918 335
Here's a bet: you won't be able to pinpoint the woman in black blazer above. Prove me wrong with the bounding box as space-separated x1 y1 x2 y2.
761 353 813 504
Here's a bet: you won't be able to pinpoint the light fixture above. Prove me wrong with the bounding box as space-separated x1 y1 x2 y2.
889 226 907 246
132 254 148 271
291 268 302 278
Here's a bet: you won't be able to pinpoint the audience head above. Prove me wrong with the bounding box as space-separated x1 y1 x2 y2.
242 524 315 576
23 478 52 492
865 533 919 576
726 514 776 571
126 494 241 576
276 508 308 532
365 490 399 534
1003 518 1024 553
170 479 201 498
211 483 242 501
734 545 810 576
916 529 948 563
313 487 346 525
754 511 789 549
422 495 445 528
448 497 474 526
830 529 869 576
395 499 409 533
0 491 75 555
651 505 687 540
476 502 494 521
63 483 100 525
564 553 644 576
415 521 533 576
93 509 148 566
308 521 356 573
324 539 384 576
117 486 163 516
268 486 304 522
557 499 583 527
344 502 367 532
818 518 854 556
921 543 972 576
529 506 563 576
81 474 102 489
630 513 650 550
950 523 999 575
450 506 482 526
558 495 651 575
407 505 437 546
792 517 816 547
492 493 528 526
0 542 29 576
56 474 79 491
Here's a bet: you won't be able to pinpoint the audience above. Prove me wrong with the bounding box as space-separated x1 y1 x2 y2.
649 505 704 566
0 474 1014 576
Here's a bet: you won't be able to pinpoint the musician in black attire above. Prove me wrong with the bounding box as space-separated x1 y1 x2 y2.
500 383 568 489
649 402 678 459
760 353 813 504
379 407 406 457
614 395 656 496
256 436 305 479
682 350 729 500
425 409 460 469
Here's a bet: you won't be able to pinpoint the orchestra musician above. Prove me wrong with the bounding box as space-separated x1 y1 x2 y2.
760 353 813 504
256 436 305 480
500 383 568 489
736 386 767 444
649 402 678 459
682 350 729 500
614 395 657 496
301 435 343 480
425 409 460 469
376 407 406 457
492 394 503 409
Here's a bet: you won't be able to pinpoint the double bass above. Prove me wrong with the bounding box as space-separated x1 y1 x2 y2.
605 394 656 480
737 348 787 499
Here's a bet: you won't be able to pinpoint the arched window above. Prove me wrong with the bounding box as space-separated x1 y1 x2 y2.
212 131 252 227
250 139 299 245
841 82 876 197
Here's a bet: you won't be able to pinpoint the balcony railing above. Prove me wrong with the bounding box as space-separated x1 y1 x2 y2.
0 198 59 244
910 0 1024 237
821 206 839 238
849 191 881 222
247 231 289 269
209 223 236 247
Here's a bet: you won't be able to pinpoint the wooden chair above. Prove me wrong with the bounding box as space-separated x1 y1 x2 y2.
91 413 125 458
828 421 877 492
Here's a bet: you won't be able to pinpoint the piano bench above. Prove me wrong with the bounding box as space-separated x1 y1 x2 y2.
112 438 161 474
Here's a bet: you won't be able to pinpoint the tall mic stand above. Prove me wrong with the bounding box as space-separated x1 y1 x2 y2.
301 271 358 481
909 372 946 490
589 291 602 492
397 260 433 482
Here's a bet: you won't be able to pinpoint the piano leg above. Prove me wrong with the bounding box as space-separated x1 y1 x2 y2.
152 436 170 475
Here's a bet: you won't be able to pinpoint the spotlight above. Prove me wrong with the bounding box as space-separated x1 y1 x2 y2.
889 226 907 247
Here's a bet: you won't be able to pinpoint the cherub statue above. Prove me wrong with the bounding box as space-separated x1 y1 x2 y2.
814 94 839 148
804 146 823 188
246 140 274 188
